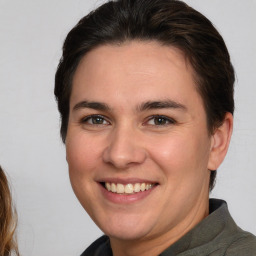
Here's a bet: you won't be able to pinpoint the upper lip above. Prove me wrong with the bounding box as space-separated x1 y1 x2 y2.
97 177 158 185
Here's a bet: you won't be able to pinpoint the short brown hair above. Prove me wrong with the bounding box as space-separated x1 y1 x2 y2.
55 0 235 190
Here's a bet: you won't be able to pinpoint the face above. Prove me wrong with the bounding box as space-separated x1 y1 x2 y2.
66 41 214 242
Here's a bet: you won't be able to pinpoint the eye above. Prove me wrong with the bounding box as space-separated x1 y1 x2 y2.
81 115 110 125
146 115 176 126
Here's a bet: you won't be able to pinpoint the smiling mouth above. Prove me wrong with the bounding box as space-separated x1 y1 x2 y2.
103 182 157 194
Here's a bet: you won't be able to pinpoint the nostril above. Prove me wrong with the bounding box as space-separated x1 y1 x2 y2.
102 145 147 169
102 132 147 168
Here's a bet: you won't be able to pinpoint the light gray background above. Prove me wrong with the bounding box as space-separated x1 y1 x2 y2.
0 0 255 255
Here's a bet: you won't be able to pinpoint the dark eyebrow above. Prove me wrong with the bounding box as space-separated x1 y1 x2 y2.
73 100 186 112
137 100 187 112
73 101 111 111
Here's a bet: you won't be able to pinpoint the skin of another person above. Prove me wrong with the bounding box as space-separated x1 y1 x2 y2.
65 41 233 256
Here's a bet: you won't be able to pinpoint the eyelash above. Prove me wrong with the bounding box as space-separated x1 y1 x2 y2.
145 115 176 126
80 115 110 125
80 114 176 127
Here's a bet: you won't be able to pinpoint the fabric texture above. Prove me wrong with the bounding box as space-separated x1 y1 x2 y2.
81 199 256 256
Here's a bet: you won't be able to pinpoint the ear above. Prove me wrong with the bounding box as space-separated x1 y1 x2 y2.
207 112 233 170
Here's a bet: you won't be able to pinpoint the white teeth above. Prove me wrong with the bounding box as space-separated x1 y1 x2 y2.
105 182 155 194
141 183 146 191
146 184 153 190
106 182 111 191
134 183 141 193
125 184 133 194
111 183 117 193
116 184 124 193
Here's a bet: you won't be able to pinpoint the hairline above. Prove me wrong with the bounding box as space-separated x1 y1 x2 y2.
66 39 215 136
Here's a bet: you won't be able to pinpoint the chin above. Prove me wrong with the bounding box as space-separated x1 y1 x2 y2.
106 227 150 241
98 215 154 241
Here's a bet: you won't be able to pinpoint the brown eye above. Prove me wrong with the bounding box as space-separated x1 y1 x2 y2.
147 115 176 126
154 117 168 125
91 116 105 124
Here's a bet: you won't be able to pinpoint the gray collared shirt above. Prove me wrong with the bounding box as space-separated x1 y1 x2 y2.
81 199 256 256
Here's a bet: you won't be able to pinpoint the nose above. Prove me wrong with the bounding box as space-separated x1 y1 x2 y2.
102 126 147 169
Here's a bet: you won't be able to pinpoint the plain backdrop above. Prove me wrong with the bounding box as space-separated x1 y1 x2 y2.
0 0 255 255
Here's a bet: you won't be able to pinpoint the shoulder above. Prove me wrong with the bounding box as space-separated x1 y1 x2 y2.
81 235 111 256
207 199 256 255
224 231 256 256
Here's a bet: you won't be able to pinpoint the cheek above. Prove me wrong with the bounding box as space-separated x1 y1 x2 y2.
148 132 211 178
65 133 101 211
66 132 101 177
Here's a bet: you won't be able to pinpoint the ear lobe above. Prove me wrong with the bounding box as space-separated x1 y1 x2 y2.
207 112 233 171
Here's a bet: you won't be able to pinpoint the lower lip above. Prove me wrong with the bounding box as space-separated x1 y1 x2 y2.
98 183 157 204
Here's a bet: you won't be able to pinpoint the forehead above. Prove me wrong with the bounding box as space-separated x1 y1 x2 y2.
71 41 203 111
75 41 192 80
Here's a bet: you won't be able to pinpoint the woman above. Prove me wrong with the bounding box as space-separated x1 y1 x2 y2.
55 0 256 255
0 166 19 256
